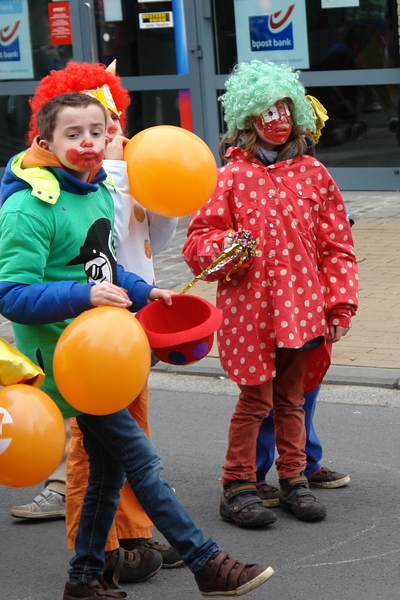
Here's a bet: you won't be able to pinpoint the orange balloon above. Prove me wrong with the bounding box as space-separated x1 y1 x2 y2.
124 125 217 217
53 307 151 415
0 385 66 488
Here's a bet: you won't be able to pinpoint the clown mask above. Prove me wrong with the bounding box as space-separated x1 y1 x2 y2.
253 99 293 147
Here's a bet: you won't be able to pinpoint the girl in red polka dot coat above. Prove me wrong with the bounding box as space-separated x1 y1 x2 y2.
182 61 358 526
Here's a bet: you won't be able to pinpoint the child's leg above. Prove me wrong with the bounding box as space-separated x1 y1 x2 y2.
303 386 350 487
66 418 93 549
255 386 323 481
302 386 323 478
273 350 326 521
75 409 220 574
219 382 277 527
114 382 153 541
222 381 273 485
67 419 154 554
272 348 308 478
68 417 125 583
255 411 276 481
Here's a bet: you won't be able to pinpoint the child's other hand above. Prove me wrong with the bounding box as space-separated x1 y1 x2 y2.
328 325 349 343
147 288 174 305
105 135 129 160
90 282 132 308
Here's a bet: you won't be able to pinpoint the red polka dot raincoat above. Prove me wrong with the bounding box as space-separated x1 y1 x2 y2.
182 147 358 390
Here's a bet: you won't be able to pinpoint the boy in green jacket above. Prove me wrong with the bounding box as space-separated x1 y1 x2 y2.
0 92 273 599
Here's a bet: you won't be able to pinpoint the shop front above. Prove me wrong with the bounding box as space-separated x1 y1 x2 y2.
0 0 399 189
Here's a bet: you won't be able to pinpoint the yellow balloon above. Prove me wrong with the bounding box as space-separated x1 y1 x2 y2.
0 385 66 488
53 307 151 415
124 125 217 217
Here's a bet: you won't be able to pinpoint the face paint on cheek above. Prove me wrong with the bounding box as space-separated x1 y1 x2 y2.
254 121 292 146
66 148 104 170
253 116 293 145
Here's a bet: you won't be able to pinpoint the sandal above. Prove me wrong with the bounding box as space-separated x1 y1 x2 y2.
219 481 277 527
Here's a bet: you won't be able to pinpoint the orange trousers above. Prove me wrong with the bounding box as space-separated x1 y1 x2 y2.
66 382 153 551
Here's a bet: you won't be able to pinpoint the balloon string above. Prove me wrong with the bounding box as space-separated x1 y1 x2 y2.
181 230 258 294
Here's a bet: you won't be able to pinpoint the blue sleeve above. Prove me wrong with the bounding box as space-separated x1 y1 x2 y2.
0 268 156 325
0 280 94 325
117 264 156 312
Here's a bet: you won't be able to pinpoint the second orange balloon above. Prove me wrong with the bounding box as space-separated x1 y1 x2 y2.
124 125 217 217
53 306 151 415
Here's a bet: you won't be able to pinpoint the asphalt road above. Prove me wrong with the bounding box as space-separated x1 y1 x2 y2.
1 374 399 600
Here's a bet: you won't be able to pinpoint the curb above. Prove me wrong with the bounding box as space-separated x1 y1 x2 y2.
153 357 400 389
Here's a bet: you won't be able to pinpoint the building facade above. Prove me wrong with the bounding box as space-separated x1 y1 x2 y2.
0 0 399 189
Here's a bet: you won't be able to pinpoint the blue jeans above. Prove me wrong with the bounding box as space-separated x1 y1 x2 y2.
69 409 219 583
255 386 322 481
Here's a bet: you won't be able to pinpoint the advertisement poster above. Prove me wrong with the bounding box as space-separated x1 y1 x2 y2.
233 0 309 69
0 0 33 79
48 2 72 46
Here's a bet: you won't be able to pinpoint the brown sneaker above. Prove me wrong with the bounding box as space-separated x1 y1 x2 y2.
194 551 274 597
62 577 127 599
103 547 162 588
119 537 183 568
255 483 280 507
308 467 350 489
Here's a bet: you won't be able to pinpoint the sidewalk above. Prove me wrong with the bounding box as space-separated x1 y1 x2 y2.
153 191 400 388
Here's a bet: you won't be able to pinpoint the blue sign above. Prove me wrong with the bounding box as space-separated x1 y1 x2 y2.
0 0 33 79
0 33 19 61
234 1 309 69
250 15 293 52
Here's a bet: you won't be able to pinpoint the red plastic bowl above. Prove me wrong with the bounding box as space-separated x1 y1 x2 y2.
136 294 222 365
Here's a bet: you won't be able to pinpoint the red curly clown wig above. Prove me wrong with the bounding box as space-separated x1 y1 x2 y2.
27 60 130 144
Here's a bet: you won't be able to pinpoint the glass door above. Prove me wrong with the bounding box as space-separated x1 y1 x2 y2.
206 0 400 190
0 0 205 174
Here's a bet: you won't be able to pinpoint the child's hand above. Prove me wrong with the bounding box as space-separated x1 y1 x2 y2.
105 135 129 160
223 237 231 250
147 288 174 305
328 325 349 343
90 282 132 308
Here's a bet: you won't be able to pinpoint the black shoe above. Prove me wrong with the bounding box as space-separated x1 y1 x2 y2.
279 475 327 521
219 481 277 528
103 547 162 587
119 537 184 568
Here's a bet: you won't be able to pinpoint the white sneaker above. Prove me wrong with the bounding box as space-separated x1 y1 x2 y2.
10 489 66 519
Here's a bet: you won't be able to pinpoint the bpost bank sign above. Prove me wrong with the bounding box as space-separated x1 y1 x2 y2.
0 0 33 79
234 0 309 69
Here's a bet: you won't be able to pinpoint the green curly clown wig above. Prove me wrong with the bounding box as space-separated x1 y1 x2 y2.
220 60 316 135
